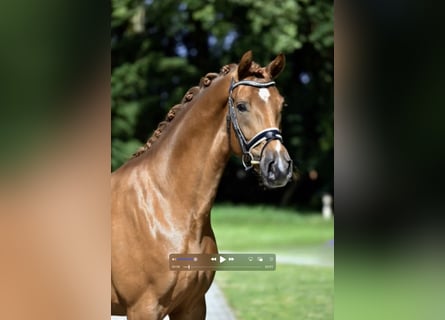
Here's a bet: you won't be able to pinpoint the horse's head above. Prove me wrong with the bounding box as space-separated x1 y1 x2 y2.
228 50 293 189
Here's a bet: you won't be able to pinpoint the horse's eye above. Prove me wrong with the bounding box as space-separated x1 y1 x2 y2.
236 103 248 112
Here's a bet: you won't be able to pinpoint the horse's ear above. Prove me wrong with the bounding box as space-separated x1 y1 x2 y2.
237 50 253 80
266 53 286 79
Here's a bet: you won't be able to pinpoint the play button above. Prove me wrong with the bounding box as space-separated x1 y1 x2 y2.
219 256 226 263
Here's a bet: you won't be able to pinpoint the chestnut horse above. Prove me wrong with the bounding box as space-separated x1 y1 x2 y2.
111 51 293 320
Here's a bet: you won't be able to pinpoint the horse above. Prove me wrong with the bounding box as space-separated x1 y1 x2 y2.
111 50 293 320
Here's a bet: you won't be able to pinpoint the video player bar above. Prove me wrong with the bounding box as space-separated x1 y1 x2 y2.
169 253 276 271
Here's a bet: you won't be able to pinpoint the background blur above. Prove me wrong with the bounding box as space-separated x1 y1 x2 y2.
2 0 444 319
111 0 333 209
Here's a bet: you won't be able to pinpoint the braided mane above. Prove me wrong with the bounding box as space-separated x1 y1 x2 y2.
131 64 235 158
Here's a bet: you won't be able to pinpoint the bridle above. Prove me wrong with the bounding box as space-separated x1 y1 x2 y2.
227 78 283 171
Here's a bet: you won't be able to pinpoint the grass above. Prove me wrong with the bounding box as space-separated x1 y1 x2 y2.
210 205 334 320
211 205 334 252
216 264 333 320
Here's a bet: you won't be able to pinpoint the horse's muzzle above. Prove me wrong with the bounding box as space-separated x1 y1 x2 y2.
260 142 293 188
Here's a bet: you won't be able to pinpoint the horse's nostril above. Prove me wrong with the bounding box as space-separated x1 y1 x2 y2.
267 160 277 180
268 160 275 173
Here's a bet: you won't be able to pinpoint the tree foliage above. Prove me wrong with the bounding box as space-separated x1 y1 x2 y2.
111 0 333 208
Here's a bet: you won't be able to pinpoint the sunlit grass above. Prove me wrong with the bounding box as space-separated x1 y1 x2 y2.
211 205 334 252
216 264 333 320
211 205 334 320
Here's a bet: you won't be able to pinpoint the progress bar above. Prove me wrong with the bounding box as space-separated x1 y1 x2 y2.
169 253 275 271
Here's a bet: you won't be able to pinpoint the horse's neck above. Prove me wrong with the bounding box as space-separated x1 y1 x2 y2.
141 75 232 225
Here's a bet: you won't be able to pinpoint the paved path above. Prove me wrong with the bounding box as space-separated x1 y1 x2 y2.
204 281 237 320
276 253 334 267
111 281 236 320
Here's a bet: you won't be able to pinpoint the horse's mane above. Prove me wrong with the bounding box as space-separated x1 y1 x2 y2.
131 61 268 159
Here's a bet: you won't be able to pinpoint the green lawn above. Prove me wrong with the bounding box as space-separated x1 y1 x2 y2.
211 205 334 320
211 205 334 251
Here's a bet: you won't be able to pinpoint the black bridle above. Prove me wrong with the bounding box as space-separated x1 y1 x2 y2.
227 78 283 170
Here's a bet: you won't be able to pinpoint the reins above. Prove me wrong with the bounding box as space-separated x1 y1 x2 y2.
227 78 283 170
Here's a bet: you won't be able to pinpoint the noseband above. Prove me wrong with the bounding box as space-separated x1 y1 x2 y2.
227 78 283 170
